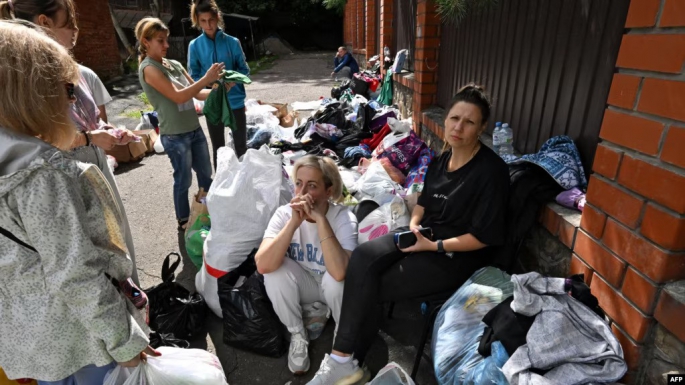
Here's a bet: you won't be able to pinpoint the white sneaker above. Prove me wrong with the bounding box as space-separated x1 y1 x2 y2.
288 331 310 375
306 354 364 385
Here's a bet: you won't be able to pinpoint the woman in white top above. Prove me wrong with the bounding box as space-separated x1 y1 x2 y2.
256 155 358 375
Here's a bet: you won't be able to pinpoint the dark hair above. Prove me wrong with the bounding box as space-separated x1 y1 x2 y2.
190 0 224 30
446 83 492 124
0 0 76 29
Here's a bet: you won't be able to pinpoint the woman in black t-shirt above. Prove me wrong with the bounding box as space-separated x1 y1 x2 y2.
306 84 510 384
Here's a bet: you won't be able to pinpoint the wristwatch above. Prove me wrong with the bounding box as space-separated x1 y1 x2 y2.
436 239 445 253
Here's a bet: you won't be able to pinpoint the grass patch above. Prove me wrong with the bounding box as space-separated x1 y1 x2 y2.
248 55 278 76
119 92 153 119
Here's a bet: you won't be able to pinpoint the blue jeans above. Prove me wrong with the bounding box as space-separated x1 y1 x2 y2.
160 127 213 222
37 362 116 385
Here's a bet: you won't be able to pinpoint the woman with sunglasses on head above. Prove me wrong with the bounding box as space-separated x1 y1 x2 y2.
0 0 141 284
0 20 158 385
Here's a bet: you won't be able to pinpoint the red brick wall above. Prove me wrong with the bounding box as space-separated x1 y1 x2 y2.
72 0 121 80
365 0 377 57
412 0 439 133
572 0 685 382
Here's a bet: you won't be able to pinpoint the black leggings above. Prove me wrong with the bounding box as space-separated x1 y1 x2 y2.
333 229 490 362
206 107 247 170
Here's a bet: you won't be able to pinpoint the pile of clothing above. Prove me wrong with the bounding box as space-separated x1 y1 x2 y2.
433 268 628 385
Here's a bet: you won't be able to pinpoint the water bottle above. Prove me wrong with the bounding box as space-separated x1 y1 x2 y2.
499 123 514 155
492 121 502 154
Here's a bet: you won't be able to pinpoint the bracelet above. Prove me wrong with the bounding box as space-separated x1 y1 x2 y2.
83 131 91 146
320 235 336 244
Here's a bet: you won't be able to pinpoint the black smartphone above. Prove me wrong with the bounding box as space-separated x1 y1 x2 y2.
394 228 433 249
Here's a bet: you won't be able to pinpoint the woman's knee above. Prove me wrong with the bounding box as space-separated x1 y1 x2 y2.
262 261 298 293
322 272 344 299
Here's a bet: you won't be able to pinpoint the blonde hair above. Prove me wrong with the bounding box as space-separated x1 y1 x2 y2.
190 0 224 30
134 17 169 63
0 0 77 29
0 21 79 149
293 155 344 203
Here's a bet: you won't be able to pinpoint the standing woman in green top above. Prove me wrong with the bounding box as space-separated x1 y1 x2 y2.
188 0 251 167
135 17 226 230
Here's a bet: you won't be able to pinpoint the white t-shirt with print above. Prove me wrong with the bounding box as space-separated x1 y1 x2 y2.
264 203 358 277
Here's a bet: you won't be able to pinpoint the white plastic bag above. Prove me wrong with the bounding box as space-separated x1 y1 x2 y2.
193 98 205 115
357 195 409 244
339 168 362 191
105 347 228 385
153 136 164 153
387 117 412 133
367 362 416 385
197 145 294 316
432 267 513 385
103 366 133 385
353 161 404 200
134 113 154 131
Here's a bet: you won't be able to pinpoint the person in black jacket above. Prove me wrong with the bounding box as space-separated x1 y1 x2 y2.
307 84 511 385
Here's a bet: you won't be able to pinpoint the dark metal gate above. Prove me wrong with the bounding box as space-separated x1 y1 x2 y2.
436 0 630 168
393 0 417 71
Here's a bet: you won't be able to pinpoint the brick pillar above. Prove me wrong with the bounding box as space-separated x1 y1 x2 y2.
379 0 394 76
344 0 355 48
412 0 440 133
72 0 121 80
356 0 365 50
366 0 377 59
572 1 685 383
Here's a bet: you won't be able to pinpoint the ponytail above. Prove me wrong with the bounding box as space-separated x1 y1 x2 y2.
134 17 169 63
0 1 14 19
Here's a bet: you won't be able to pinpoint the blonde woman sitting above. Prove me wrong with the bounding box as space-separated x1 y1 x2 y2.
256 156 358 375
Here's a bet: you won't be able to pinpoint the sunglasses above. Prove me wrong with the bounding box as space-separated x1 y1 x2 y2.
65 83 76 102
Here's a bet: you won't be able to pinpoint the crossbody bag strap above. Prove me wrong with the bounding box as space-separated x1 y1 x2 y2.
0 225 37 252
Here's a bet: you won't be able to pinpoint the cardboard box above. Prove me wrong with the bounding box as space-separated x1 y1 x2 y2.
106 140 148 163
258 101 289 119
280 111 299 127
135 129 159 153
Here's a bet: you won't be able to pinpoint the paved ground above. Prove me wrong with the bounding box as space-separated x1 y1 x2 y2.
106 52 438 385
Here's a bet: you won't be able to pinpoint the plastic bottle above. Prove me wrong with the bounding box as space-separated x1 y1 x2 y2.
492 121 502 154
499 123 514 155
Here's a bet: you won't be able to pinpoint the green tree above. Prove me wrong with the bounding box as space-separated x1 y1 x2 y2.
436 0 498 24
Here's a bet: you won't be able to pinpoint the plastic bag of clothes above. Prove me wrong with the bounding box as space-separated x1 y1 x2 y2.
374 130 426 174
462 341 509 385
404 147 436 194
352 161 404 199
358 194 409 244
432 267 513 385
185 213 210 270
198 145 293 317
367 362 416 385
104 347 227 385
145 253 207 339
219 272 287 357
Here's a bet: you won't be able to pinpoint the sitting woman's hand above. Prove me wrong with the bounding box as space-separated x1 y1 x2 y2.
119 345 161 367
302 194 326 222
400 228 437 253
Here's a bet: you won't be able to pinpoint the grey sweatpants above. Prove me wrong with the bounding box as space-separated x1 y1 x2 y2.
264 258 344 335
68 144 139 285
337 66 353 80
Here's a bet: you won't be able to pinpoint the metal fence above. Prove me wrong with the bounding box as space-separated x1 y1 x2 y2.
436 0 630 167
393 0 417 71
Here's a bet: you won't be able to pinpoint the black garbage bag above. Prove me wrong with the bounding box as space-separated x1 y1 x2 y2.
350 77 369 97
149 331 190 349
331 86 343 99
219 270 287 358
145 253 207 339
